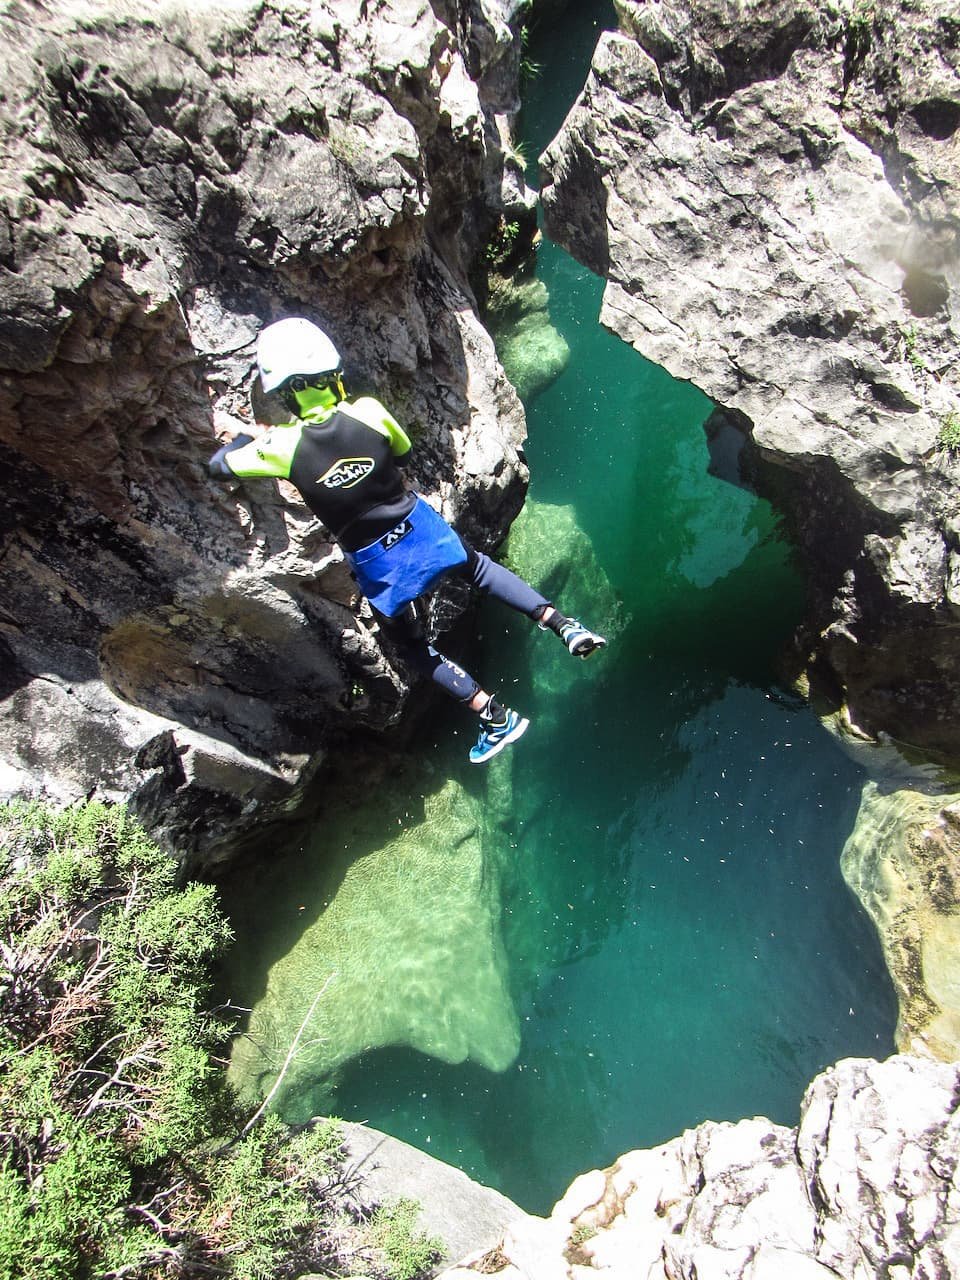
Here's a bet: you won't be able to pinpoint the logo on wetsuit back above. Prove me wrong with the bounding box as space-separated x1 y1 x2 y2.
379 519 413 551
318 457 375 489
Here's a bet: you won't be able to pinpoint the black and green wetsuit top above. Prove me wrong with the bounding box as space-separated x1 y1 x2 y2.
211 398 414 551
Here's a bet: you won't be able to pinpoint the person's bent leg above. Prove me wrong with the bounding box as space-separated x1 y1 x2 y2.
376 606 529 761
458 546 549 616
376 604 480 701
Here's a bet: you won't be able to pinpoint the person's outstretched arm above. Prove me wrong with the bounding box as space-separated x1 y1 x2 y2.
208 424 300 480
208 432 255 477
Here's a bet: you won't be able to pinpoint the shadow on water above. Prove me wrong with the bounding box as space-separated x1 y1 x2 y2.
215 0 897 1217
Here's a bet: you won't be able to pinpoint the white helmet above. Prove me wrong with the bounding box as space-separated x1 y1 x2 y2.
256 318 341 393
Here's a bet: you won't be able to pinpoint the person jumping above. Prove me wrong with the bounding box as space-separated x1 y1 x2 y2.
208 318 606 764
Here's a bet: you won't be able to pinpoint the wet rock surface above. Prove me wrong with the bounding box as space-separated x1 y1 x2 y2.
0 0 533 869
339 1120 529 1275
540 0 960 762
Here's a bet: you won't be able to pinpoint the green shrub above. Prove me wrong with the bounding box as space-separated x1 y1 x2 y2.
0 801 442 1280
369 1197 445 1280
0 801 234 1277
939 411 960 452
194 1115 349 1280
484 216 523 266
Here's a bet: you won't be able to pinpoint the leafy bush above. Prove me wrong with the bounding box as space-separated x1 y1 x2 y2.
195 1115 346 1280
0 801 444 1280
0 801 235 1277
938 411 960 452
368 1198 444 1280
484 216 523 267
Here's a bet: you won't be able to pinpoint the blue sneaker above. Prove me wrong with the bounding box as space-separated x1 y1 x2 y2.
559 619 607 658
469 709 530 764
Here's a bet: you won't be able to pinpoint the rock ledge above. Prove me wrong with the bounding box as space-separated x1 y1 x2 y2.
441 1055 960 1280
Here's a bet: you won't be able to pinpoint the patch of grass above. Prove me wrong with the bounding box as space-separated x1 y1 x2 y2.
504 137 529 172
519 6 541 85
570 1222 597 1245
902 322 927 376
938 411 960 452
844 0 876 85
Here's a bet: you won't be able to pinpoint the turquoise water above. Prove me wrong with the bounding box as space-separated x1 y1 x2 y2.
216 0 896 1216
313 263 897 1209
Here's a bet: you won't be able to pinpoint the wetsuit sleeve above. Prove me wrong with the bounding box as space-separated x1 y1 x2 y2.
209 433 253 477
213 425 303 479
343 397 412 459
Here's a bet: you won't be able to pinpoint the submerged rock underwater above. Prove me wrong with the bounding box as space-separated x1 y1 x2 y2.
226 491 623 1111
229 771 521 1113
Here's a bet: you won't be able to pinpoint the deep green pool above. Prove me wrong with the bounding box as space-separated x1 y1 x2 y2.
216 0 896 1217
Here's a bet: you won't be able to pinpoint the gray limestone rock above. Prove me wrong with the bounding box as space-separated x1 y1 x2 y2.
0 0 535 869
540 0 960 762
339 1120 529 1274
441 1054 960 1280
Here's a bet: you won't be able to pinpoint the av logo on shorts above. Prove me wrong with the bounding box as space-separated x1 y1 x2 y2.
379 519 413 551
318 457 375 489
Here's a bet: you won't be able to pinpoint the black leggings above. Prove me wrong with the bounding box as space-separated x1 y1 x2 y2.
375 546 550 703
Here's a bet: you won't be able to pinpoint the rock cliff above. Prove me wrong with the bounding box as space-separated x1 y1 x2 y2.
540 0 960 763
440 1054 960 1280
0 0 535 868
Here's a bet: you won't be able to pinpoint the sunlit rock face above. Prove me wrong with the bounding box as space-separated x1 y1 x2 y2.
841 775 960 1059
442 1054 960 1280
539 0 960 762
227 767 521 1115
0 0 534 867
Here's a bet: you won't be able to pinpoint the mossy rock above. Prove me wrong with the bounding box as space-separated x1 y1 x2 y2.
841 780 960 1059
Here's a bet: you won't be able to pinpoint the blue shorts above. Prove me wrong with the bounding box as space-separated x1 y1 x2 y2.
346 496 468 618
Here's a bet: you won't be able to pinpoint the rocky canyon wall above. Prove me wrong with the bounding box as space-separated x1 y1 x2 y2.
540 0 960 763
0 0 534 868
